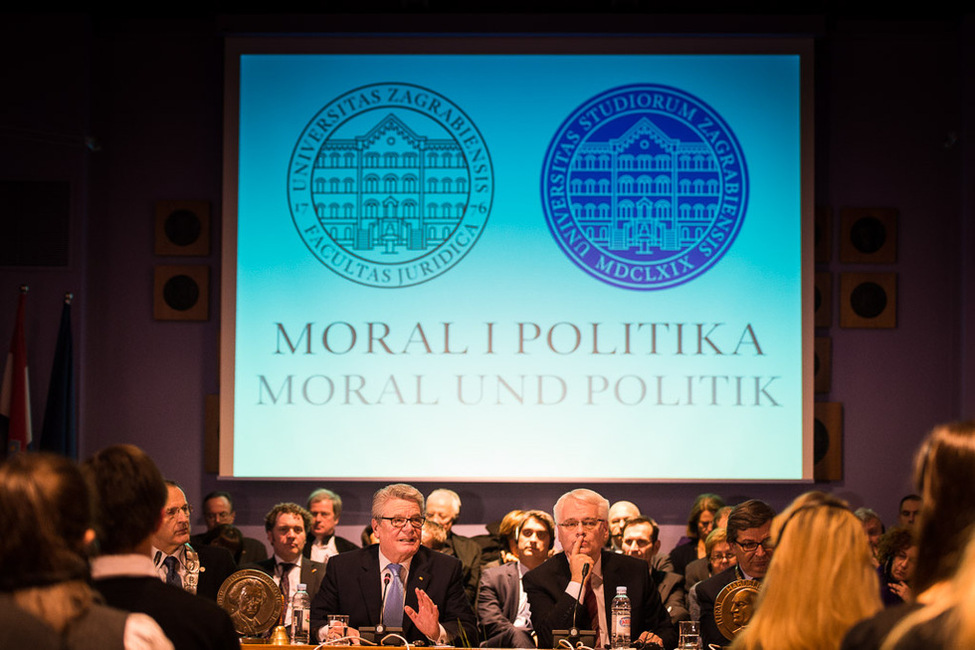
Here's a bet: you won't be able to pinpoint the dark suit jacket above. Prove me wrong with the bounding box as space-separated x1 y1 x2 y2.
303 534 359 559
243 556 326 602
477 562 535 648
94 575 240 650
696 565 738 648
310 544 478 645
194 545 238 601
651 568 689 624
191 532 268 566
524 550 677 650
442 531 483 606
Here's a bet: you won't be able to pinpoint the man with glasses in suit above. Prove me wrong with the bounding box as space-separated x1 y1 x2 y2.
697 499 776 648
310 483 478 646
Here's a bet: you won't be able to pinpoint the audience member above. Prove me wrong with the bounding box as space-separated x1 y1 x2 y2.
199 524 243 561
427 488 484 604
83 444 239 649
361 524 378 546
668 493 725 578
523 488 677 649
856 507 886 567
731 493 880 650
422 518 448 550
843 420 975 649
310 483 478 645
151 481 237 601
897 494 922 529
686 527 736 621
190 491 268 565
243 502 325 629
304 488 358 562
697 499 774 648
493 509 528 566
621 516 690 623
0 451 172 650
876 527 917 607
478 509 555 647
607 500 640 551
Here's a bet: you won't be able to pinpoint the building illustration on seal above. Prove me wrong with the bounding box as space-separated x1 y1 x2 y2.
310 113 469 255
568 116 719 255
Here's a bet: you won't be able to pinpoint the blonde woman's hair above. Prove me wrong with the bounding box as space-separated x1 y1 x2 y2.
732 496 881 650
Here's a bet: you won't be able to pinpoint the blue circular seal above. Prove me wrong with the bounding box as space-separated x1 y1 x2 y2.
540 84 748 290
288 82 494 288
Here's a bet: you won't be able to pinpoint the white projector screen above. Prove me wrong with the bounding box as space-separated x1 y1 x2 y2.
220 37 814 481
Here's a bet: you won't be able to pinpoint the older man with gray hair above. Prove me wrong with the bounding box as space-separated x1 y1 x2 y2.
310 483 478 646
426 488 483 605
524 489 677 649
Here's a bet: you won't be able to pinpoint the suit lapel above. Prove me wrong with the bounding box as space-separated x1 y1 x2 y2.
502 562 521 621
357 548 383 626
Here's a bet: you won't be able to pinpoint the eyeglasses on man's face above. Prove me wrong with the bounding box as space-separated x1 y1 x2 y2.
164 504 193 519
558 518 605 531
734 537 774 553
379 515 425 529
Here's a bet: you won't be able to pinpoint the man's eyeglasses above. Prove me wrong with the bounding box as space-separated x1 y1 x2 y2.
709 552 736 562
379 515 425 529
164 504 193 519
734 538 774 553
558 518 605 531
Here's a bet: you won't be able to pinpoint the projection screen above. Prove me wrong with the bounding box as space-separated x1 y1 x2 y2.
220 37 814 481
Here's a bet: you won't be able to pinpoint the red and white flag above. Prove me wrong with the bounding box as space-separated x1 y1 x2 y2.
1 288 32 456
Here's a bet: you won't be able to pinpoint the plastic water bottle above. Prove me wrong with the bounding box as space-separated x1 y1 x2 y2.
611 586 631 649
291 583 310 645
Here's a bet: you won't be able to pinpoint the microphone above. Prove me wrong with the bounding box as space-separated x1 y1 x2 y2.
361 569 402 644
570 562 591 636
377 571 392 635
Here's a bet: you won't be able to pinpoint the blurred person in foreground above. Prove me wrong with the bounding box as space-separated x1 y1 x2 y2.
0 452 172 650
843 420 975 649
732 492 881 650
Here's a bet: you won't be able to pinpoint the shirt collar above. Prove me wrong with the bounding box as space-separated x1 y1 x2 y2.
91 554 158 580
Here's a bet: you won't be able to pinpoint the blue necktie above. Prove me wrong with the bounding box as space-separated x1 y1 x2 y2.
163 555 182 589
384 563 404 627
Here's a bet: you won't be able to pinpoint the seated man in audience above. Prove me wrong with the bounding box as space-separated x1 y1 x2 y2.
422 518 448 550
621 516 690 624
524 488 677 649
478 509 555 647
697 499 776 648
304 488 358 562
310 483 478 646
897 494 922 529
83 444 239 649
243 503 325 629
607 500 641 552
151 481 237 601
426 488 483 604
190 490 267 565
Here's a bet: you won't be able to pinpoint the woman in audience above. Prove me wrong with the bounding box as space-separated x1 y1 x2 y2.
876 528 917 607
0 452 172 649
878 524 975 648
843 420 975 649
687 527 737 621
732 492 881 650
669 492 725 578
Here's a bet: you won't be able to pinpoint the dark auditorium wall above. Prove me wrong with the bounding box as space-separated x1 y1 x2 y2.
1 12 973 540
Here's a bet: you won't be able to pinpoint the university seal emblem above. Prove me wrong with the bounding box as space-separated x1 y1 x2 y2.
288 83 494 288
540 84 748 290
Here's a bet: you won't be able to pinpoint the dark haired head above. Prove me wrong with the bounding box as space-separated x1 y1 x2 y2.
0 452 92 589
82 444 168 555
727 499 776 544
203 490 235 510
